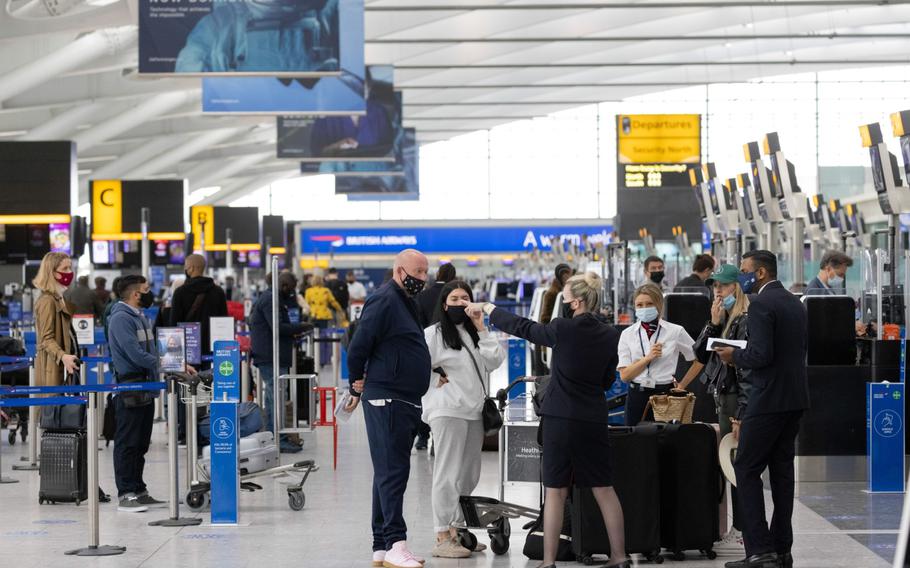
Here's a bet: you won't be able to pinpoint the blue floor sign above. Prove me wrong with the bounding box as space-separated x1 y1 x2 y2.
867 382 905 493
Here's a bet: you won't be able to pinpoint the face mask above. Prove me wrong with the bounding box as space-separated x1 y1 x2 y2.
737 272 757 294
649 271 665 284
55 271 74 287
447 305 467 325
828 275 844 288
185 271 192 280
636 306 659 323
139 291 155 309
401 271 426 296
560 300 575 319
722 294 736 310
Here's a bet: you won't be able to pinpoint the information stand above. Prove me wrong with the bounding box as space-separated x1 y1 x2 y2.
868 381 906 493
210 340 241 524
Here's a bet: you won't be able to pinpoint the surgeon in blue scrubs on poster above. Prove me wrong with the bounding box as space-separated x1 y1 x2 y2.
175 0 339 73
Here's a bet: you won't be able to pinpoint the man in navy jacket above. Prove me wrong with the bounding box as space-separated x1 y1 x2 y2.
717 250 809 568
345 249 431 568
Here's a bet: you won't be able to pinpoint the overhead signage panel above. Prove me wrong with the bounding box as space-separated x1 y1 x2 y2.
91 179 186 240
201 0 365 113
139 0 355 76
298 224 614 255
617 114 701 164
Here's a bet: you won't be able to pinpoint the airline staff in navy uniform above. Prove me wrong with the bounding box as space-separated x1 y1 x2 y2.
715 250 809 568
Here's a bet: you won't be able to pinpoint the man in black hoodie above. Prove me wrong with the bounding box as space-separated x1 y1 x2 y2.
168 254 229 356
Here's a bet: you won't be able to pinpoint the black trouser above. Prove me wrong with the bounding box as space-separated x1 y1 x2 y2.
734 410 803 557
624 382 673 426
415 420 431 445
113 395 155 497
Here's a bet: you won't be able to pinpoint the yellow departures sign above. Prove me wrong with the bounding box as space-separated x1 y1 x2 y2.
617 114 701 164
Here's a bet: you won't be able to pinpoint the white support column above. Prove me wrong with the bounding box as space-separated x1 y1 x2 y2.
19 101 107 141
73 90 200 153
0 27 137 104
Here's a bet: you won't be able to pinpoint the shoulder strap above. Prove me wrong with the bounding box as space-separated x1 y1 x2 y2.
463 343 488 397
185 292 207 321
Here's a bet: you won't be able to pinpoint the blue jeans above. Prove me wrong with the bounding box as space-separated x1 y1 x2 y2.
363 400 421 551
256 363 289 437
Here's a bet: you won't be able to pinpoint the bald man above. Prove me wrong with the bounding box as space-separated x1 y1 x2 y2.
168 254 228 356
346 249 432 568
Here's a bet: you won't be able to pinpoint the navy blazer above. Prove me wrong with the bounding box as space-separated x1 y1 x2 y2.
733 281 810 417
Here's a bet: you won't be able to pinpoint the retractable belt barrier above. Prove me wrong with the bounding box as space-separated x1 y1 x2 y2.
0 380 166 557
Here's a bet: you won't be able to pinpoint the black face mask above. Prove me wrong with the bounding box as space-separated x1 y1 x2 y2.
447 305 467 325
184 270 192 280
402 271 426 296
560 300 575 319
649 271 665 284
139 291 155 309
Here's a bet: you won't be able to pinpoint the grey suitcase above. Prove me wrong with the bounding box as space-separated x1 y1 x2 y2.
38 430 87 505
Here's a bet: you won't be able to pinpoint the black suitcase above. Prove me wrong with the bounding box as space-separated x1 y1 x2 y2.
294 350 314 422
656 422 721 560
572 425 663 565
39 430 88 505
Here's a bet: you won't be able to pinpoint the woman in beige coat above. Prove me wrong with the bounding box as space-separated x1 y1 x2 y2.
33 252 79 387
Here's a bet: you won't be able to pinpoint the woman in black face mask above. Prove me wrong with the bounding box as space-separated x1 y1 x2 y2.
422 280 506 559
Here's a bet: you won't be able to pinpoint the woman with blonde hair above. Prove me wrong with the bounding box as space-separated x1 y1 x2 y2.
33 252 79 387
467 271 631 568
680 264 752 552
617 282 703 426
305 273 345 329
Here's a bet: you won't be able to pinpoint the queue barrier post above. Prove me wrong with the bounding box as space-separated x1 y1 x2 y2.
12 358 38 471
150 375 202 527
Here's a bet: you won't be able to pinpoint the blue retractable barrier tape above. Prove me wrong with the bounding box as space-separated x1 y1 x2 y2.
0 382 165 396
867 382 906 492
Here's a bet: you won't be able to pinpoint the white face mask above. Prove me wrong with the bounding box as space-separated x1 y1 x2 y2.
635 306 659 323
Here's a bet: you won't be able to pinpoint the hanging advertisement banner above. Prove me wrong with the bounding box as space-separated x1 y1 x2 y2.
201 0 365 113
335 129 418 195
139 0 351 76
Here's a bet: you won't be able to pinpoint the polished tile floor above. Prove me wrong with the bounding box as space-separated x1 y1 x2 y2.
0 408 902 568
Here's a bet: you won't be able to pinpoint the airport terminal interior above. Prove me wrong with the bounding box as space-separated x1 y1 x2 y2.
4 1 910 567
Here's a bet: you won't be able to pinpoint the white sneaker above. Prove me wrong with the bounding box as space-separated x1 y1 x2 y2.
713 528 744 556
372 550 385 567
383 541 424 568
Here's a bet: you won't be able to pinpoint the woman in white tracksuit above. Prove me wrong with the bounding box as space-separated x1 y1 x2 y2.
423 280 506 559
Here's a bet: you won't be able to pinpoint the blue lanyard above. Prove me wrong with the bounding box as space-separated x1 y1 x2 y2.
638 323 661 378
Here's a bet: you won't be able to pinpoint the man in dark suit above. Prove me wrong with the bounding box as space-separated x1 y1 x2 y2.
716 250 809 568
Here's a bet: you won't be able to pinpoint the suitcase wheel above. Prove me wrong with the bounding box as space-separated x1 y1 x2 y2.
580 556 595 566
8 430 15 445
287 489 305 511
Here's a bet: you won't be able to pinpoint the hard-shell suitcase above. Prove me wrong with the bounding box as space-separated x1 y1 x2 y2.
656 422 721 561
202 431 279 476
38 430 87 505
572 425 663 565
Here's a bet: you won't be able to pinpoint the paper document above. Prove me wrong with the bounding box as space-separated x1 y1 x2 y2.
708 338 747 350
334 391 355 423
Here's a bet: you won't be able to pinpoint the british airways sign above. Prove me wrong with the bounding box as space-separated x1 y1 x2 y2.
299 225 614 255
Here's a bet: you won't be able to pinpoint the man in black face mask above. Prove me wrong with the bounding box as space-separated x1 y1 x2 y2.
344 249 433 568
109 275 196 512
168 254 229 359
249 272 314 453
641 255 669 291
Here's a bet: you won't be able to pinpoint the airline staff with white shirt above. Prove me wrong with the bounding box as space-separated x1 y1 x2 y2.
618 283 704 425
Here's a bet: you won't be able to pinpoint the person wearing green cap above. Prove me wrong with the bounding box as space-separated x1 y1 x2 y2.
681 263 752 554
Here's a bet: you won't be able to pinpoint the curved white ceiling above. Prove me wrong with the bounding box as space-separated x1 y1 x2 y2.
1 0 909 205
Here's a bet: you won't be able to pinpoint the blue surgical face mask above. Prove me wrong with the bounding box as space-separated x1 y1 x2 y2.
636 306 659 323
828 275 844 288
722 293 736 310
738 272 757 294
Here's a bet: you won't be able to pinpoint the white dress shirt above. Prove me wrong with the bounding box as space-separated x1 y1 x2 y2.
617 319 696 387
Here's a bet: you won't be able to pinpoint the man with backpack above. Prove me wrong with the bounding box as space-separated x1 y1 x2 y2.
168 254 228 357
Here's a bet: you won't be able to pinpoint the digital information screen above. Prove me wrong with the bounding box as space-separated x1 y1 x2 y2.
621 164 690 189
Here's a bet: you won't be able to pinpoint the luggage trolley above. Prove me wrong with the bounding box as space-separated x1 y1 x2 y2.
176 373 319 513
458 377 540 556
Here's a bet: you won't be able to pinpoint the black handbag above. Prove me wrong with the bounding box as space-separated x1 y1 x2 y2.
117 372 156 408
40 369 86 431
464 344 503 437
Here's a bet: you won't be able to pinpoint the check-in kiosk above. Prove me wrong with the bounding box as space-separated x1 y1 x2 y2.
743 141 784 253
734 173 763 244
689 164 722 243
764 132 810 287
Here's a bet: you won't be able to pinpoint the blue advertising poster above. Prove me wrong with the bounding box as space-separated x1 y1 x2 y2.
202 0 364 113
149 265 167 296
288 308 301 324
209 401 239 524
278 68 397 161
335 129 418 196
8 301 22 322
867 382 905 492
179 322 202 366
299 224 614 255
213 340 241 402
507 339 527 399
139 0 350 76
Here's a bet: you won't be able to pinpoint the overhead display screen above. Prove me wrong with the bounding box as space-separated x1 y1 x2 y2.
278 79 399 161
615 114 703 240
91 179 186 240
262 215 285 250
190 206 259 251
335 128 418 194
0 141 74 222
201 0 365 113
139 0 356 76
